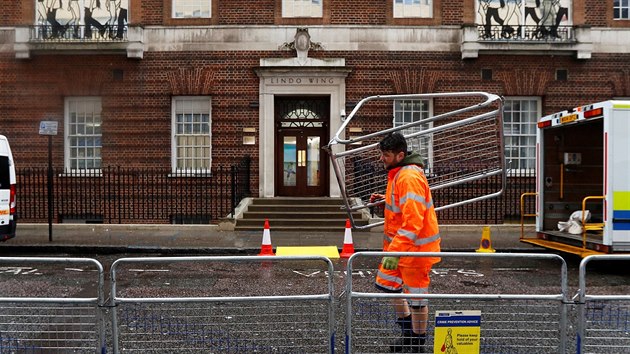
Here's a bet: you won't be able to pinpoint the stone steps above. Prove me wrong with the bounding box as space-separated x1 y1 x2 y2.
234 197 369 231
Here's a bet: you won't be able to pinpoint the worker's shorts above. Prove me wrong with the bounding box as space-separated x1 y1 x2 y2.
375 263 432 307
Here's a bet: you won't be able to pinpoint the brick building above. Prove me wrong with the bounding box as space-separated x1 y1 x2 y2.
0 0 629 224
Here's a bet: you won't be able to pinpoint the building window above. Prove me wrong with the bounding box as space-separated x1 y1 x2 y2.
614 0 630 19
282 0 323 18
393 99 433 168
172 97 212 173
65 97 102 171
172 0 212 18
393 0 433 18
503 97 539 171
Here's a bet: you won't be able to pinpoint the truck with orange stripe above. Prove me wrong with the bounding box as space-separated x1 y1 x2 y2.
520 100 630 257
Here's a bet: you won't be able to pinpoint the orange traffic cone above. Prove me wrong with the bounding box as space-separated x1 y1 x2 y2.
258 219 275 256
340 219 355 258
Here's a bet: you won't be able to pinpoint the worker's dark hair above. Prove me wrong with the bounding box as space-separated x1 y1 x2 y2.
378 132 407 154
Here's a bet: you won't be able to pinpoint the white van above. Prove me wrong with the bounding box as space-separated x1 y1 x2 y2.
0 135 16 241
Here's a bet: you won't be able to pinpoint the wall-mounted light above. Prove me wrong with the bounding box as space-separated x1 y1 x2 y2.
340 109 346 121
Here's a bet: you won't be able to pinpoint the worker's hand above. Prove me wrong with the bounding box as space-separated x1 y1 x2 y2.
370 193 384 203
381 256 400 270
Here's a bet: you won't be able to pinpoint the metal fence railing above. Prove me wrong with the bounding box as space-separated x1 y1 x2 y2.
345 252 569 354
478 24 575 42
15 158 532 226
15 156 252 224
366 169 535 224
433 169 534 224
578 255 630 354
326 92 507 230
0 257 106 353
30 24 128 42
3 254 630 352
109 256 336 354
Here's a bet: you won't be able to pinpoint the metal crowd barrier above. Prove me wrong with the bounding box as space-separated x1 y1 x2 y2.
345 252 569 353
577 255 630 354
4 254 629 353
0 257 105 353
110 255 336 353
324 92 506 230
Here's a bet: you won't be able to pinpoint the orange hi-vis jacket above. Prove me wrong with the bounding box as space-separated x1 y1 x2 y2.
384 157 441 268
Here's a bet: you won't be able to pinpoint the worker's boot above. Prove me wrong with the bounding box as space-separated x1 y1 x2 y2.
390 316 426 353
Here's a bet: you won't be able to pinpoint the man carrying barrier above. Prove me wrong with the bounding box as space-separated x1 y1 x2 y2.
371 132 441 353
324 92 506 352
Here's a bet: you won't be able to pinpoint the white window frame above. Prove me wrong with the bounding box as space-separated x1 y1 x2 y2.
282 0 323 18
172 0 212 19
614 0 630 19
503 96 540 173
64 97 103 172
392 99 434 170
393 0 433 18
171 96 212 174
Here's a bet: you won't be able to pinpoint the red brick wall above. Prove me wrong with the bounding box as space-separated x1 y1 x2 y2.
584 1 608 26
2 50 628 169
442 0 464 25
218 0 275 25
0 1 24 25
2 0 630 224
330 0 386 25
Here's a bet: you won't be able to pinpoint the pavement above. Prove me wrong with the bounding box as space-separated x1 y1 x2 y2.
0 223 540 254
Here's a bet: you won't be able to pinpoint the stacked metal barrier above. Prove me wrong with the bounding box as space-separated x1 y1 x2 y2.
324 92 506 230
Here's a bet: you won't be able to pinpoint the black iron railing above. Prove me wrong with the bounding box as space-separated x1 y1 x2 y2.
15 157 532 225
478 24 574 42
369 169 535 224
16 156 252 224
30 24 128 42
433 170 535 224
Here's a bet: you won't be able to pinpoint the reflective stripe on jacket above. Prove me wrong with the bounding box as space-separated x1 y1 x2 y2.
384 164 441 267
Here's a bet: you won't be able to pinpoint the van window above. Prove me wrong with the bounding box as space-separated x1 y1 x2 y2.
0 156 9 190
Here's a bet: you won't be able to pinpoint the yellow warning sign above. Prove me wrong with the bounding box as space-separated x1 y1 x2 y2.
434 310 481 354
275 246 340 258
